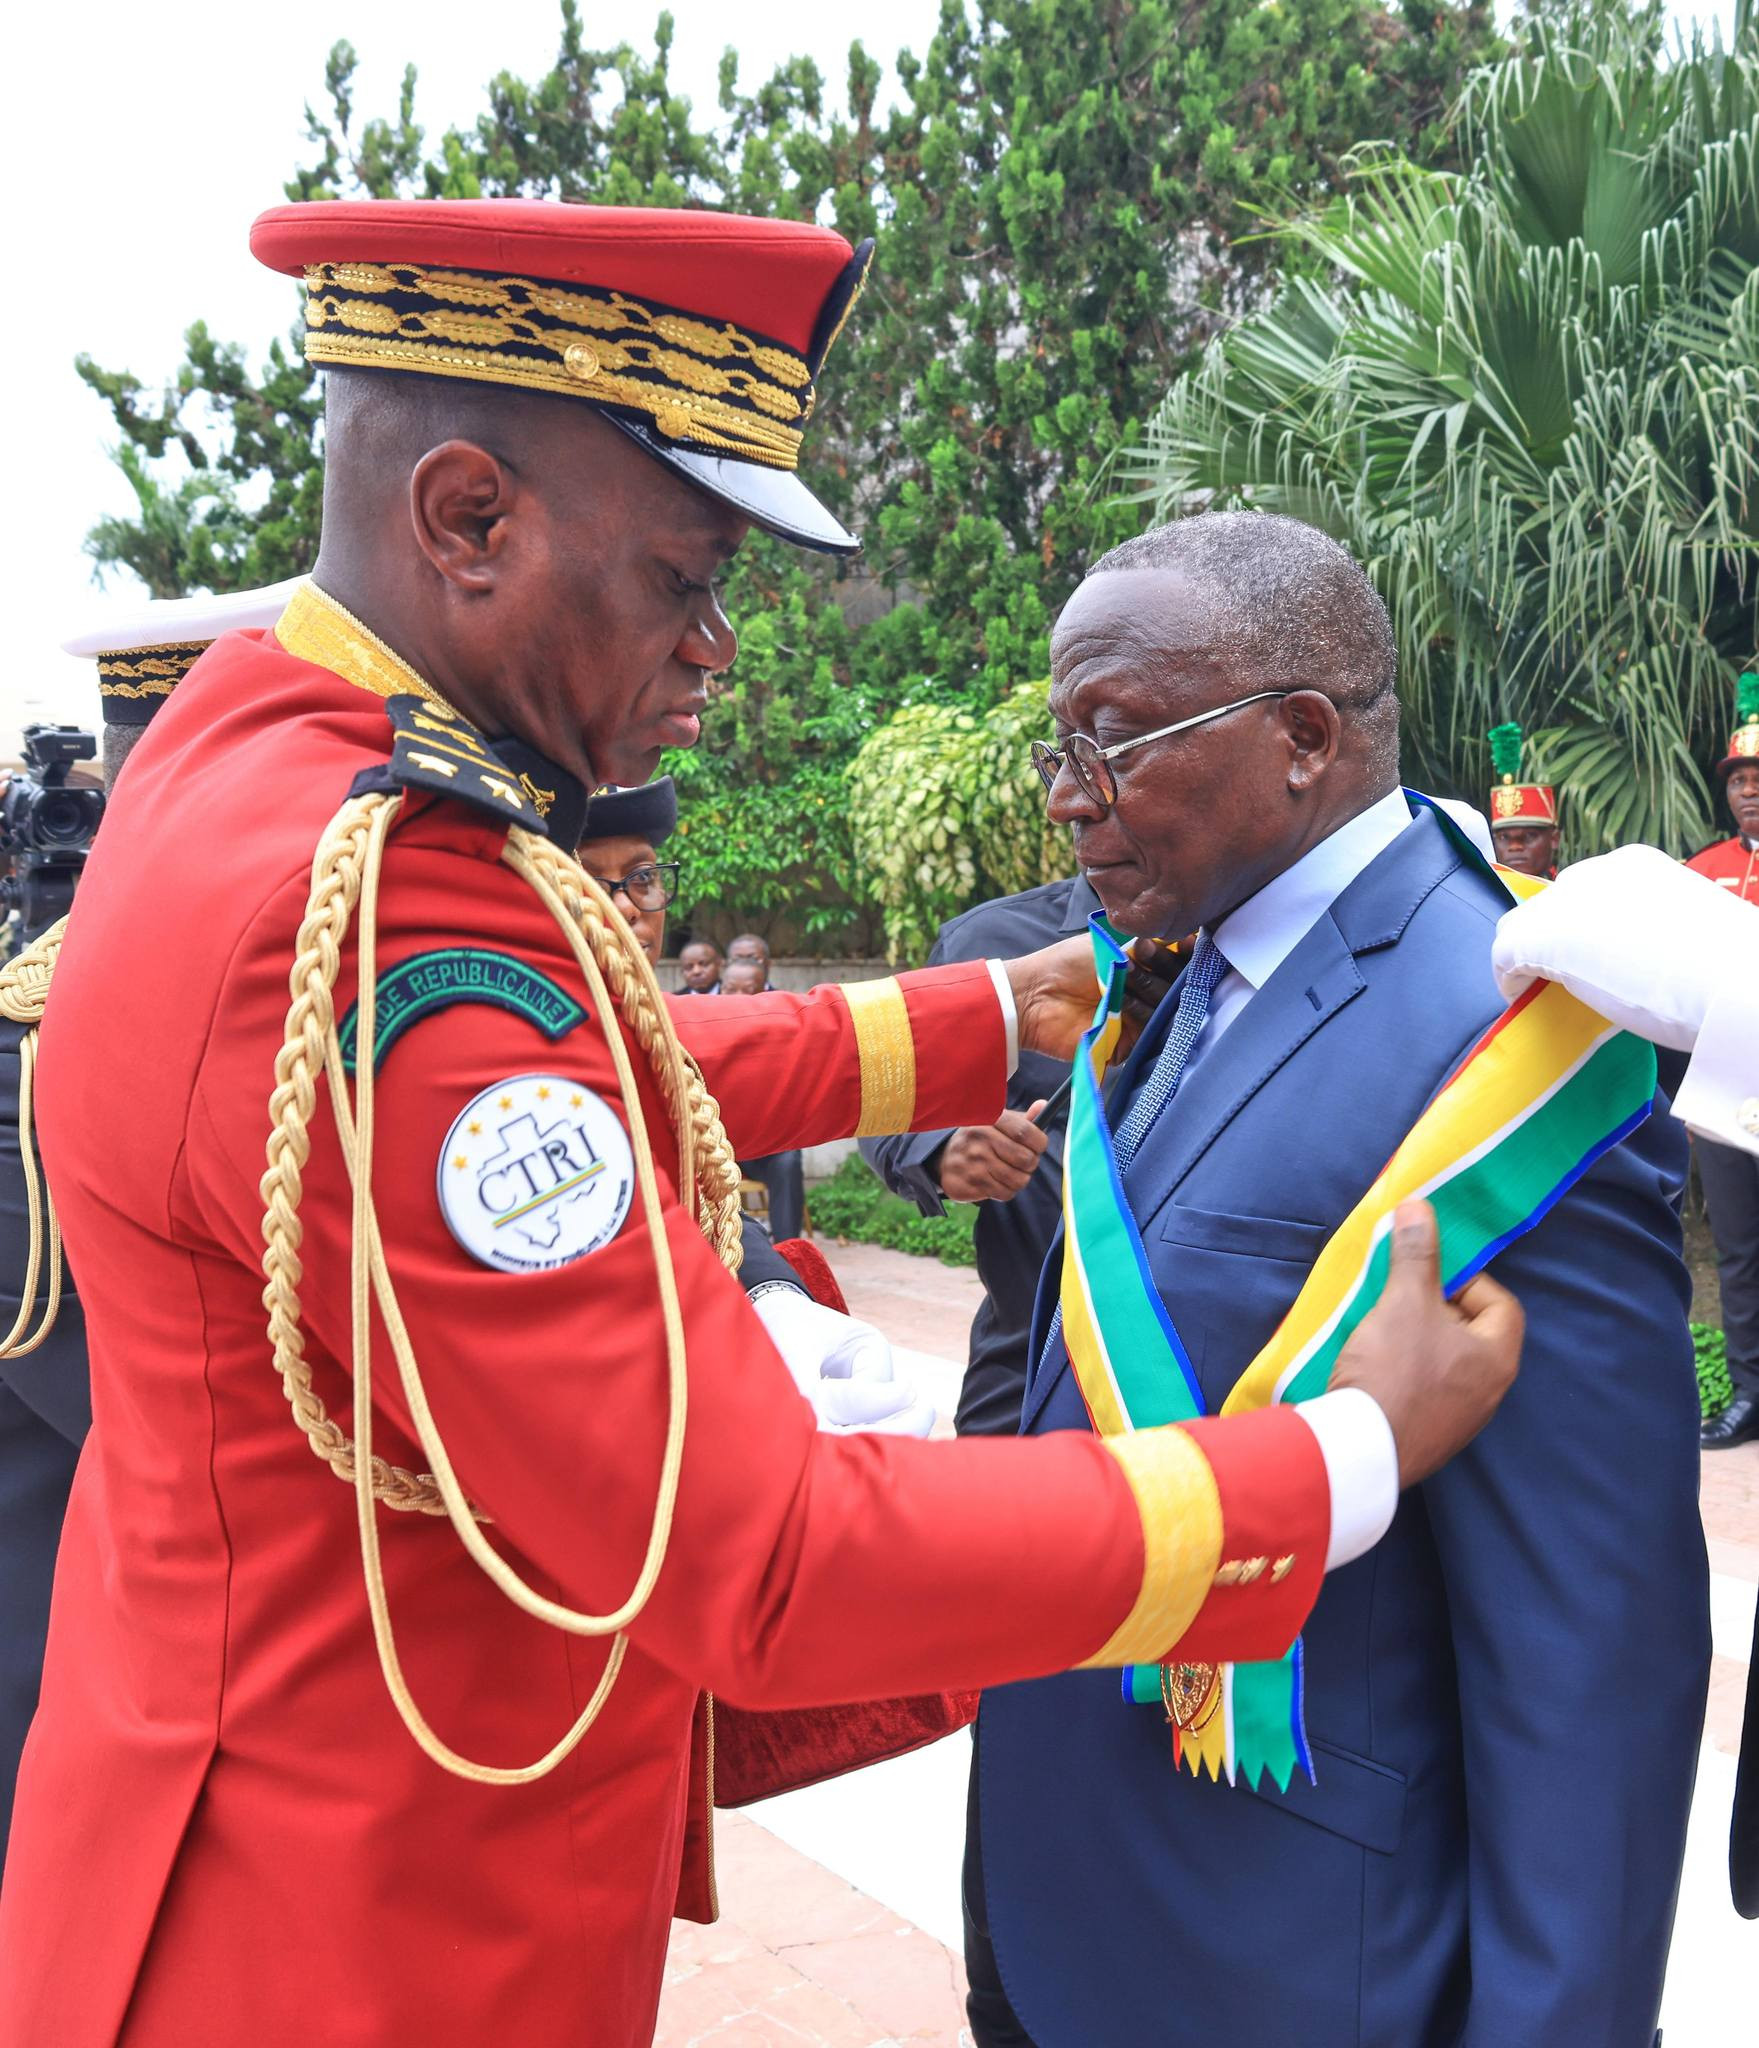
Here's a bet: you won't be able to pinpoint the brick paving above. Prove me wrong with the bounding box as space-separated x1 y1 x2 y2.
657 1241 1759 2048
658 1815 968 2048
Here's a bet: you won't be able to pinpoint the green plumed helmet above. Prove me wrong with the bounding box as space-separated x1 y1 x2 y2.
1738 673 1759 724
1487 722 1524 779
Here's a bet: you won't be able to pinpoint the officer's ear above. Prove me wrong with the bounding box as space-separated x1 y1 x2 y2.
408 440 518 595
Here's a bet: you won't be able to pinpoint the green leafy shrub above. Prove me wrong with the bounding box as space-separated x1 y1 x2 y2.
846 701 984 963
808 1154 977 1266
1695 1321 1733 1421
847 678 1069 960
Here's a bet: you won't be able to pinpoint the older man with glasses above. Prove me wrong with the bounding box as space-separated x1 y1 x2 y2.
972 509 1705 2048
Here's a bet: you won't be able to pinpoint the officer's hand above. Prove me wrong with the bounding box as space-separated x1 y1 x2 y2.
749 1287 937 1437
1005 935 1104 1060
1007 934 1191 1063
1329 1202 1523 1488
1492 844 1757 1052
938 1105 1050 1203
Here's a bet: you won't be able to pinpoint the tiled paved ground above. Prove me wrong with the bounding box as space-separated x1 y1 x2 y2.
657 1241 1759 2048
659 1814 969 2048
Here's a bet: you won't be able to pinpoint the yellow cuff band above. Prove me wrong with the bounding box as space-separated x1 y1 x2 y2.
1079 1428 1224 1669
843 976 917 1137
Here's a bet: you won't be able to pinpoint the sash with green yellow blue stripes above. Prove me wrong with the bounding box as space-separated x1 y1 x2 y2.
1057 806 1658 1791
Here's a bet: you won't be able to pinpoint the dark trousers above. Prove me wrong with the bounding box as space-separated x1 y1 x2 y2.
964 1732 1040 2048
0 1385 81 1874
1699 1136 1759 1396
743 1151 805 1242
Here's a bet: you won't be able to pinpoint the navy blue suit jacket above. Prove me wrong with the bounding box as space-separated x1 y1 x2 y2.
979 811 1708 2048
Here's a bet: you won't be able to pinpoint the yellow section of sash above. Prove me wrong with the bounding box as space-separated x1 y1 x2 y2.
1180 1670 1233 1779
1079 1427 1223 1668
1221 974 1612 1417
843 976 917 1137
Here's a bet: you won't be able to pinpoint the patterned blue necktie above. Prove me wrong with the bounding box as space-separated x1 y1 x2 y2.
1034 934 1225 1386
1111 933 1226 1175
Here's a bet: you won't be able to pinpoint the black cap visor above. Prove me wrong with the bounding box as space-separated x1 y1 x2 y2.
602 413 859 556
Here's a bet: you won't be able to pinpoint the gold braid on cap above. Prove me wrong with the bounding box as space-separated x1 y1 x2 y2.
303 260 814 470
98 640 214 725
0 922 69 1360
260 779 743 1786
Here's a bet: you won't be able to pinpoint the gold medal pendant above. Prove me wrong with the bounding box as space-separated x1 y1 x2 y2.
1160 1660 1221 1734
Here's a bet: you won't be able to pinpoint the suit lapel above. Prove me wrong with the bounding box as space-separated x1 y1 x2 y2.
1119 920 1366 1221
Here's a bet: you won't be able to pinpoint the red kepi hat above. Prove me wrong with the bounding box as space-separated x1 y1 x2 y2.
1716 673 1759 783
1485 722 1556 830
250 199 874 556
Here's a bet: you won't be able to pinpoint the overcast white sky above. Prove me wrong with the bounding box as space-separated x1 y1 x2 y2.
7 0 1737 741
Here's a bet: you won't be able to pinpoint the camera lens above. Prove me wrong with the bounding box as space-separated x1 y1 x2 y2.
35 793 90 846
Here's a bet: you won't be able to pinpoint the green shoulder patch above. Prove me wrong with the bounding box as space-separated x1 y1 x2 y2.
339 948 587 1074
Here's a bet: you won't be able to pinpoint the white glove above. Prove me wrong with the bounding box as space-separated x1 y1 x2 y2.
1491 844 1755 1050
748 1286 937 1437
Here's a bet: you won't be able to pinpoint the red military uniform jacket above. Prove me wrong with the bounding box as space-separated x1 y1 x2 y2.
0 610 1330 2047
1687 834 1759 905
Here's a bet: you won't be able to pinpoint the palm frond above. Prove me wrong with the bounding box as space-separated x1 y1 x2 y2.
1120 1 1759 857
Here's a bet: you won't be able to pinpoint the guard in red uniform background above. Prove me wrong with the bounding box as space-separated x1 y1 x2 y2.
1690 672 1759 1448
1485 721 1561 879
1688 672 1759 907
0 200 1520 2048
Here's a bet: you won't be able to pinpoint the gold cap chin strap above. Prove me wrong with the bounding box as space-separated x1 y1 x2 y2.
0 922 70 1360
260 789 743 1784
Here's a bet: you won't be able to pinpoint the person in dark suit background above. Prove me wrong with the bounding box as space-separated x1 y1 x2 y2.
861 876 1095 1438
979 511 1705 2048
676 937 723 994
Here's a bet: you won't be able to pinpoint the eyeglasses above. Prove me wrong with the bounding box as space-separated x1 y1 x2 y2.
586 860 681 913
1030 690 1292 809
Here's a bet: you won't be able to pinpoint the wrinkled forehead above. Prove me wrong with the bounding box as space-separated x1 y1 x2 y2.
1049 568 1233 724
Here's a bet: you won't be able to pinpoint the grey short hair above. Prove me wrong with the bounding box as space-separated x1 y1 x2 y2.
1089 511 1399 775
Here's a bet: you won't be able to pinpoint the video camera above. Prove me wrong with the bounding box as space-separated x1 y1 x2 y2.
1 724 106 944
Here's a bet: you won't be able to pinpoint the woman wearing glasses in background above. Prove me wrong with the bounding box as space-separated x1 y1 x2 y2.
575 780 685 967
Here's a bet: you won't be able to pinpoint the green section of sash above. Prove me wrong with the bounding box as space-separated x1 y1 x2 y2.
338 947 586 1074
1064 1074 1203 1427
1231 1656 1299 1792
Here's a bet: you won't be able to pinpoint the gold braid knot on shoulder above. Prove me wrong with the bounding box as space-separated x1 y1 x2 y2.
259 789 741 1785
1 920 70 1360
